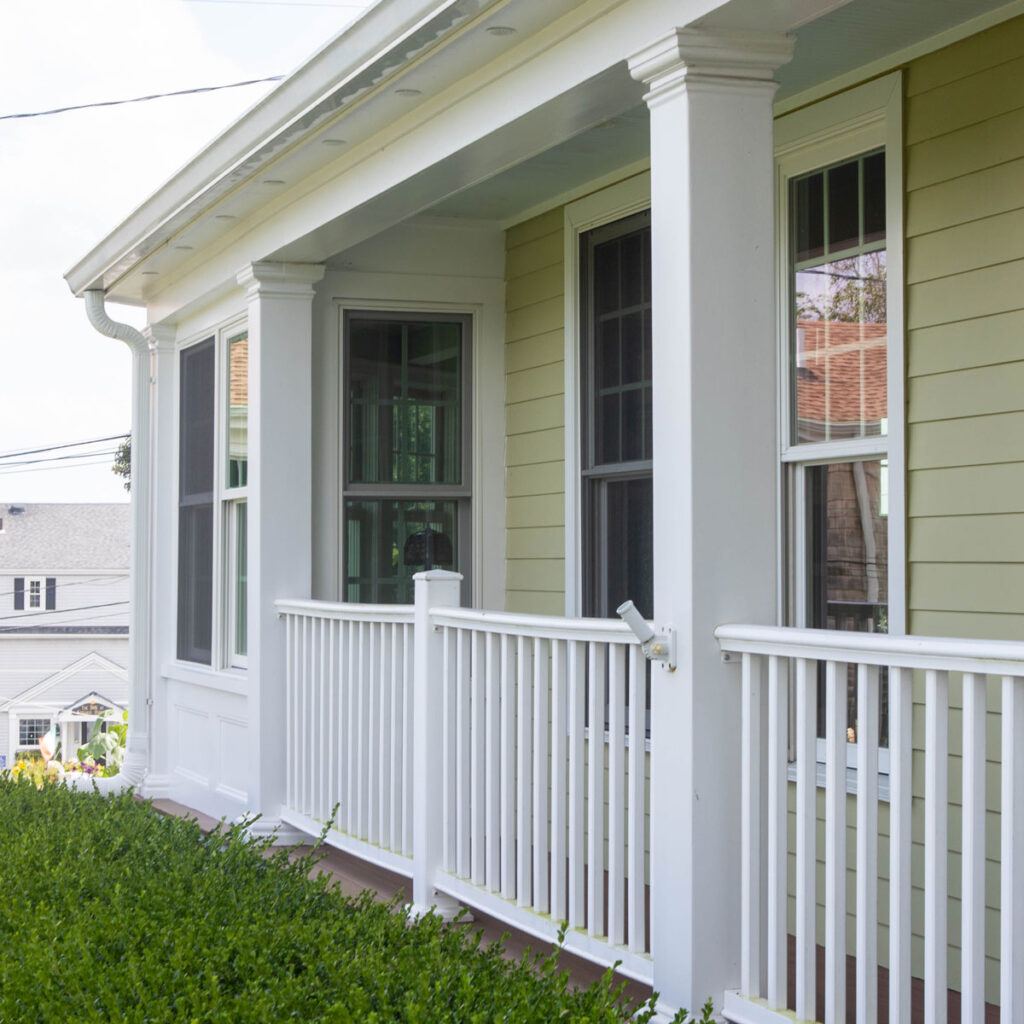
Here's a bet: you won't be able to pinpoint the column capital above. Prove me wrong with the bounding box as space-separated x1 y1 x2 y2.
628 29 794 106
236 261 325 300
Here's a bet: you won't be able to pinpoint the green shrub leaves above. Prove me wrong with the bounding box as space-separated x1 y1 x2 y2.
0 780 702 1023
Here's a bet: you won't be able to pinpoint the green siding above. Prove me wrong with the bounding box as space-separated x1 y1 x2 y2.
906 14 1024 642
504 208 566 615
904 17 1024 1000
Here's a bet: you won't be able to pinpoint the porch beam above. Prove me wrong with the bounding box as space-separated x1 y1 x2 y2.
628 28 793 1016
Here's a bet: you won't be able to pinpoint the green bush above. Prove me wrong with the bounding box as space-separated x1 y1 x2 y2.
0 778 708 1023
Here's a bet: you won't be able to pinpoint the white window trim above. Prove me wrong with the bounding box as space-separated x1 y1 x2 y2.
563 171 650 617
26 577 44 610
776 74 905 792
174 315 249 674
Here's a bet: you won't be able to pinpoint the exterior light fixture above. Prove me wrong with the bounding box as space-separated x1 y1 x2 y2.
617 600 676 670
262 179 285 186
486 25 516 35
395 87 422 97
321 138 347 146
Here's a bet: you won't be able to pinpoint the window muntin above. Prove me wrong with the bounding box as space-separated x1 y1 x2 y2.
581 211 653 620
177 325 248 668
27 579 42 609
18 717 50 747
342 312 471 605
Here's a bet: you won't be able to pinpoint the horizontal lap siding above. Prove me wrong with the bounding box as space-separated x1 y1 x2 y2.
505 209 566 615
905 16 1024 1001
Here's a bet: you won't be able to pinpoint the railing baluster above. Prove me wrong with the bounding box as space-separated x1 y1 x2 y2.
301 615 310 815
824 659 846 1024
925 668 949 1024
516 636 533 907
533 637 550 915
327 618 336 825
766 654 787 1010
377 621 391 850
368 623 381 845
318 616 327 821
741 652 762 998
627 644 646 954
856 663 879 1024
285 614 295 809
568 639 586 929
587 642 606 938
550 638 568 922
607 643 626 947
485 632 501 891
389 622 401 853
962 672 986 1024
456 628 471 878
888 665 912 1024
402 621 413 857
500 634 515 899
346 619 357 836
1002 674 1024 1024
442 626 455 873
795 656 816 1022
471 630 485 885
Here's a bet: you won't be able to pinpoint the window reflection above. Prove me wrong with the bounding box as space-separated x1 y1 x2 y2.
227 331 248 489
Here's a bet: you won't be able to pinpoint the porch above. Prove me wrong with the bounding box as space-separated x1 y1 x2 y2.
278 585 1024 1023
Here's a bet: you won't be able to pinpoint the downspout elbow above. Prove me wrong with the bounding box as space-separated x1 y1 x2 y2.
84 290 147 352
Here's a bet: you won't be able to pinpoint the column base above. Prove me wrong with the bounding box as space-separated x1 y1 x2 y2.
406 890 469 923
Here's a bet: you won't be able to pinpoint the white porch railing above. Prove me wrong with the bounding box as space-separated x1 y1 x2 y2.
715 624 1024 1024
279 599 415 875
277 581 652 984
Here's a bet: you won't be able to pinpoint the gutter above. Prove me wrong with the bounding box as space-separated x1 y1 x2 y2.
70 292 155 793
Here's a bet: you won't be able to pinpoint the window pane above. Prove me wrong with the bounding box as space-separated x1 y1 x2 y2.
19 718 50 746
227 331 248 489
795 250 887 442
234 501 247 658
793 171 824 263
177 503 214 664
179 339 215 500
596 477 653 619
807 460 889 746
862 152 886 243
345 499 458 604
348 318 462 486
827 159 860 253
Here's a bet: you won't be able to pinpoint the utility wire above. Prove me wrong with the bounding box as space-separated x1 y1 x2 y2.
0 600 129 624
0 434 127 461
0 449 120 471
0 77 285 122
0 458 123 476
0 576 127 605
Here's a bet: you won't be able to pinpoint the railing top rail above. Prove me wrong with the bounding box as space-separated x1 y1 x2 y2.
716 622 1024 675
276 598 414 623
430 606 643 644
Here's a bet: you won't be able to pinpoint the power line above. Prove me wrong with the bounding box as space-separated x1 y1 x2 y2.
0 77 285 122
0 576 127 605
0 458 122 477
0 449 120 471
0 600 129 624
0 434 127 461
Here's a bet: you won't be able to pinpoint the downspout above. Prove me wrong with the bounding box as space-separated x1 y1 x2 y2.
75 290 155 792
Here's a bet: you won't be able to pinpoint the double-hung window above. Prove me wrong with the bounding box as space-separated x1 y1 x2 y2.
342 311 471 605
777 76 904 770
177 324 248 667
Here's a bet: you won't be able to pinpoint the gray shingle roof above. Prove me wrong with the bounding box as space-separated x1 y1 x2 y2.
0 504 129 571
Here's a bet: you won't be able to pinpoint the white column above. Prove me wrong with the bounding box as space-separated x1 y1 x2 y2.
628 29 793 1015
410 569 463 919
140 323 177 799
237 261 325 840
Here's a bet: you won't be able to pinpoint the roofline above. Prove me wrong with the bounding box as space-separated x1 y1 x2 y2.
63 0 499 297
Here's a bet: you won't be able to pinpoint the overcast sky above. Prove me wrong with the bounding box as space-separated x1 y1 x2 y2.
0 0 370 503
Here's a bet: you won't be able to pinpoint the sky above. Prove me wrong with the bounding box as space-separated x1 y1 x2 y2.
0 0 371 503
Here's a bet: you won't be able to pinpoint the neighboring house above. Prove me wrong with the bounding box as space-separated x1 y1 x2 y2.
0 504 129 767
63 3 1024 1020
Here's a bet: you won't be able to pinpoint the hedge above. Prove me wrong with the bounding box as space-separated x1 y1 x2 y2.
0 778 708 1023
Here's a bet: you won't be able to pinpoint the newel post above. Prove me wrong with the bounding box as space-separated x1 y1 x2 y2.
410 569 463 919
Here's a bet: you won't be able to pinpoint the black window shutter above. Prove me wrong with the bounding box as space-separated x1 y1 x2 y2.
13 577 24 610
45 578 57 610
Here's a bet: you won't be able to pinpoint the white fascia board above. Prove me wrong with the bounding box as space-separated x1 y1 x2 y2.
145 0 730 321
63 0 506 297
